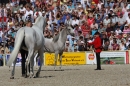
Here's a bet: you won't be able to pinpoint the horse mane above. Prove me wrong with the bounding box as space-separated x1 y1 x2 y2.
53 33 60 43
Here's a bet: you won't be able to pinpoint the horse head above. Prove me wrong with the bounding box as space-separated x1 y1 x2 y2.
66 25 74 35
33 16 47 31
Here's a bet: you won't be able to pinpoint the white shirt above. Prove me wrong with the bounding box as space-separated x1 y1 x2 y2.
19 7 26 13
71 19 79 26
126 17 130 25
103 18 110 26
24 10 33 19
97 3 104 10
123 11 128 20
111 17 118 24
3 8 7 17
115 30 122 35
0 31 3 38
118 17 126 25
30 0 36 2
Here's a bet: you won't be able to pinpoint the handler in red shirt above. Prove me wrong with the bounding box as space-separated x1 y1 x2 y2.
88 32 102 70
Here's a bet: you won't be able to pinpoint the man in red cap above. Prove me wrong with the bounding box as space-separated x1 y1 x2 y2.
88 32 102 70
93 0 99 4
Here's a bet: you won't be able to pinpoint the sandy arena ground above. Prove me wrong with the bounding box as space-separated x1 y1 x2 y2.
0 65 130 86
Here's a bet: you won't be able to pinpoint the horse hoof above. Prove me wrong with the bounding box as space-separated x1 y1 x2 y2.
36 73 40 77
10 76 14 79
33 76 36 78
59 67 62 70
54 67 56 70
24 75 28 78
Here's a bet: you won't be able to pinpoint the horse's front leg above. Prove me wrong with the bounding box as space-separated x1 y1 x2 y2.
54 52 58 70
59 52 63 70
10 58 17 79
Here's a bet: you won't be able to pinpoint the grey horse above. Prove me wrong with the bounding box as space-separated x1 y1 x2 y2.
7 16 46 79
36 26 74 69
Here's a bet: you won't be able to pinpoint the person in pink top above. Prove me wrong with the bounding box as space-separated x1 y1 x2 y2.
123 24 130 34
87 15 94 27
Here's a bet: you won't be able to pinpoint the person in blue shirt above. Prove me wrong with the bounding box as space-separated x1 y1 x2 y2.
92 28 98 36
57 16 64 27
0 51 3 66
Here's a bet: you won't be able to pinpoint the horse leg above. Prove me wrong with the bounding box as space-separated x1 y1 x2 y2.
35 50 43 78
10 58 17 79
36 55 39 69
59 52 63 70
25 49 34 78
54 52 58 70
30 54 35 78
34 51 39 69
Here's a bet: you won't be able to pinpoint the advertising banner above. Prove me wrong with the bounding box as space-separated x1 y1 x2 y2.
86 52 97 64
100 51 126 64
44 52 86 66
86 51 127 65
6 54 22 66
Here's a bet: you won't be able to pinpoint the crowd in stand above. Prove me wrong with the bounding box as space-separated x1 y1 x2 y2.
0 0 130 65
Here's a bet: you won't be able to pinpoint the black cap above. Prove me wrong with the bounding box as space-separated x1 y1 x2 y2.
94 32 100 35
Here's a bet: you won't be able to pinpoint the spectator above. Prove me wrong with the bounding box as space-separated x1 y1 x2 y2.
0 53 3 66
123 24 130 34
1 0 130 55
119 40 126 50
64 41 72 52
78 41 85 51
111 40 119 50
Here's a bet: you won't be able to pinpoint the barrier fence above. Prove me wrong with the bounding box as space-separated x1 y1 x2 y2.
4 51 130 66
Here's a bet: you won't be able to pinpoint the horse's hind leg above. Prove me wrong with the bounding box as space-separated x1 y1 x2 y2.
10 58 17 79
25 49 34 78
30 54 35 78
35 53 39 69
35 50 43 77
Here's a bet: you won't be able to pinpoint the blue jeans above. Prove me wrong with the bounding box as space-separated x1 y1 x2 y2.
0 60 3 66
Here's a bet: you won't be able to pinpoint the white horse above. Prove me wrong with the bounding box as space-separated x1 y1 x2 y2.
7 16 46 79
36 26 74 69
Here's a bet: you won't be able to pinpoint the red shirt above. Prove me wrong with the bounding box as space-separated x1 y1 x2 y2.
87 18 94 26
81 25 90 36
88 36 102 53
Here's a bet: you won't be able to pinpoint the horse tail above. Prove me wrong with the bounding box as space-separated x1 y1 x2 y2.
7 28 25 66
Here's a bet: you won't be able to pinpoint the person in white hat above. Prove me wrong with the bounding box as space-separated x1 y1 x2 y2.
103 14 110 27
72 41 78 52
64 41 72 52
78 41 86 51
111 13 118 27
123 24 130 34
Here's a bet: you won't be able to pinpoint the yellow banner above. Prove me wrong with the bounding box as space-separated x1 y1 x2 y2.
44 52 86 66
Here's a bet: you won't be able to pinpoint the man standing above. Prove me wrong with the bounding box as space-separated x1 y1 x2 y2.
20 49 28 77
21 20 32 77
88 32 102 70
